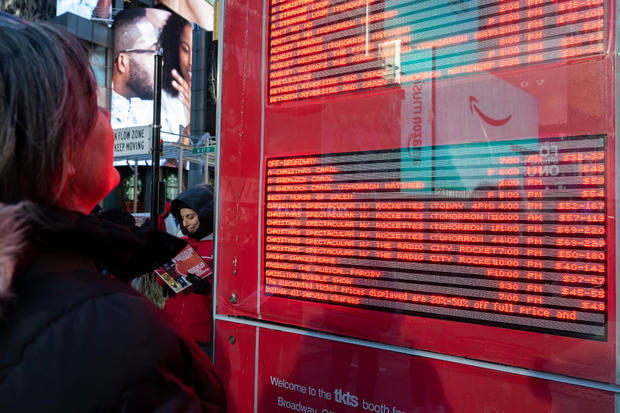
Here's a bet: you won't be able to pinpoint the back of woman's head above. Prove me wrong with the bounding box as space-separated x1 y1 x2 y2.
0 15 98 206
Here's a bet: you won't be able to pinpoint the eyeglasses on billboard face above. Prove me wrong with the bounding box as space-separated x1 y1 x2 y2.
119 45 163 56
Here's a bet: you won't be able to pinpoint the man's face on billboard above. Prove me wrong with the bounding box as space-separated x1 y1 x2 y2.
124 20 158 99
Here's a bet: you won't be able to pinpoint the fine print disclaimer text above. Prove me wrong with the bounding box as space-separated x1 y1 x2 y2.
270 376 406 413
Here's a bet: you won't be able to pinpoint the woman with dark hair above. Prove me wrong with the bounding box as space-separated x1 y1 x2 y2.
0 13 225 411
163 185 215 357
160 12 192 139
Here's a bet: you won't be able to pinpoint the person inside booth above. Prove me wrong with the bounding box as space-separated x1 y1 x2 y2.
163 185 215 357
0 13 225 411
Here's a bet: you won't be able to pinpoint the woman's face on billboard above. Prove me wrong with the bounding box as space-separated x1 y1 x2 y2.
179 24 192 82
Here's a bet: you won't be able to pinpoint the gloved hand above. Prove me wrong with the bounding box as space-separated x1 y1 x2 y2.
186 273 212 296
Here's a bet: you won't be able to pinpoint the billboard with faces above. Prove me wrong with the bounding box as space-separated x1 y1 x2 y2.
154 0 213 31
111 8 192 143
57 0 112 20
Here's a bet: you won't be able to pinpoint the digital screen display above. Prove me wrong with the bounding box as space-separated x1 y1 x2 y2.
57 0 111 20
263 135 607 339
112 8 193 142
268 0 607 103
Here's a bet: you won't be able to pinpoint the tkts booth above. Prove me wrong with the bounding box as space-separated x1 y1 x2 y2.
213 0 620 411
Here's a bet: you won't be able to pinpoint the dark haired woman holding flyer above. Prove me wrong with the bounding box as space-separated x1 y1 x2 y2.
0 13 225 411
165 185 216 357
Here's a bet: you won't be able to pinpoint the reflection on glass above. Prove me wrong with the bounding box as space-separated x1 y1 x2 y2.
267 0 607 104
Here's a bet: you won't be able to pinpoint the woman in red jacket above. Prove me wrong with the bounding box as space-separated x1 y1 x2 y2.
165 185 215 357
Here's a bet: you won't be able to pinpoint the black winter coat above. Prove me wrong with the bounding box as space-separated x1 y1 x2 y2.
0 203 226 412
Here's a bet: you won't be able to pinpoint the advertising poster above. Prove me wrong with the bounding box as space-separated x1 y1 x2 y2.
154 0 214 31
112 8 192 142
57 0 111 19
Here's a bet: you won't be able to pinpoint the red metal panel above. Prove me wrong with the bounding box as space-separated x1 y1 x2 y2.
214 320 257 413
255 327 614 413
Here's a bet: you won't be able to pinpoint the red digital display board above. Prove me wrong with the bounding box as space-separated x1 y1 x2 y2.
268 0 608 103
263 135 608 339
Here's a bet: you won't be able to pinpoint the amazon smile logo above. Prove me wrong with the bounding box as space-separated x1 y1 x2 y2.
469 96 512 127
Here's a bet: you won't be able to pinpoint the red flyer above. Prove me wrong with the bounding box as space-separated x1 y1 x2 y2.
155 244 212 294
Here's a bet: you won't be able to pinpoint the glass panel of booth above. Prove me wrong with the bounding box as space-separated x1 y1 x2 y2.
215 0 617 389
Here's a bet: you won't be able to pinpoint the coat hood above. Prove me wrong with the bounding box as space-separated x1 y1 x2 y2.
170 186 214 240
